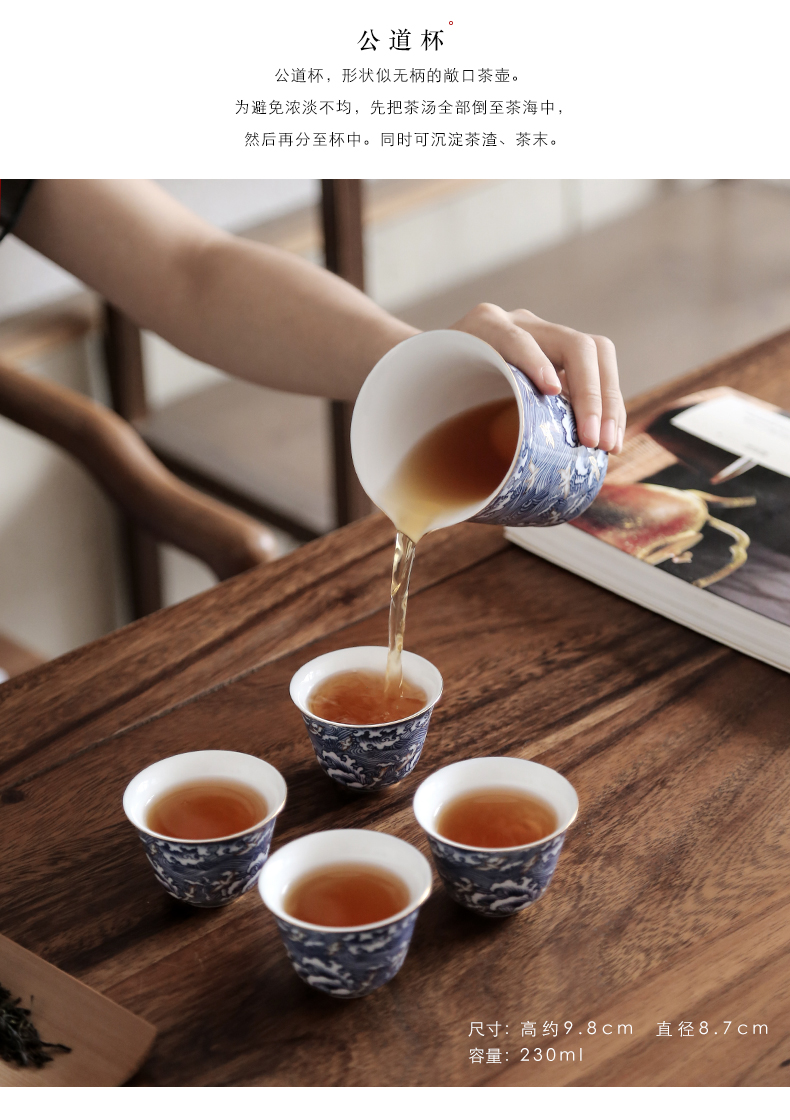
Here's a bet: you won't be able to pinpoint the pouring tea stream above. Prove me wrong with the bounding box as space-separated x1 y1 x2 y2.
350 330 610 700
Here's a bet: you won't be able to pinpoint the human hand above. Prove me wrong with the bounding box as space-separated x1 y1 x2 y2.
449 303 625 453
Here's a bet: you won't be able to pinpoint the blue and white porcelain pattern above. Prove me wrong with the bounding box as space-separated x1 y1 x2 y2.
259 828 432 998
124 750 287 909
425 830 567 918
300 705 435 791
273 910 420 998
137 816 278 908
472 366 608 527
413 756 578 919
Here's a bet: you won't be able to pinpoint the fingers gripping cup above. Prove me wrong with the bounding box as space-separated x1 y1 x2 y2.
350 330 608 536
259 829 433 998
123 750 287 907
413 757 578 918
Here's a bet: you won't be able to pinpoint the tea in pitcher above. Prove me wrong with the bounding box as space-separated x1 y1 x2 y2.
382 396 520 695
384 396 520 544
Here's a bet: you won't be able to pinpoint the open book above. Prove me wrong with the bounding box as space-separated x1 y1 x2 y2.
506 387 790 674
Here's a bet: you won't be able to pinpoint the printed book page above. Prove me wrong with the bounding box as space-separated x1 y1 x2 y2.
670 396 790 480
574 389 790 627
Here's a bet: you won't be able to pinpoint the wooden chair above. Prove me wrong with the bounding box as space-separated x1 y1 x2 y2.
104 180 373 618
0 356 278 674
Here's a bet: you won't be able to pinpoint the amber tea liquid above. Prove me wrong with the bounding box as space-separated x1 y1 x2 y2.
385 396 520 545
284 861 411 927
436 787 557 848
308 668 427 725
382 396 520 695
146 779 268 840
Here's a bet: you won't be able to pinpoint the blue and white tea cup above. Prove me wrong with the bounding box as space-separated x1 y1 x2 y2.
123 749 287 908
258 828 432 998
351 329 608 531
289 646 443 791
413 756 578 918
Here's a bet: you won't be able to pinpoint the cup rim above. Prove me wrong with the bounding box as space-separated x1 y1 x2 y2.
259 828 433 933
413 756 579 853
289 645 443 730
122 749 287 844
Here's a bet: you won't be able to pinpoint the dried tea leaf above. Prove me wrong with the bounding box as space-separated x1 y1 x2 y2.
0 983 71 1069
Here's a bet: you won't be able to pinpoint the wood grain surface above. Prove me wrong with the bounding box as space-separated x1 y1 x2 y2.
1 331 790 1087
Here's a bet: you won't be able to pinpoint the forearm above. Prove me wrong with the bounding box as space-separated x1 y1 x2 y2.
175 235 417 399
14 180 625 449
14 180 417 400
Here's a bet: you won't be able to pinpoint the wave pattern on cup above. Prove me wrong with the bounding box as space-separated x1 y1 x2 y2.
123 750 287 908
138 818 278 908
471 367 608 527
259 828 433 998
413 756 578 918
426 832 567 918
272 911 420 998
300 707 434 790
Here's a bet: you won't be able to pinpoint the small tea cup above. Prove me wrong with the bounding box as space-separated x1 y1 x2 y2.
413 756 578 918
289 646 443 791
258 828 432 998
123 750 287 908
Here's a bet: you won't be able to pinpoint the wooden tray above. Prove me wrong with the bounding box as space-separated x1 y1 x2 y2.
0 934 156 1086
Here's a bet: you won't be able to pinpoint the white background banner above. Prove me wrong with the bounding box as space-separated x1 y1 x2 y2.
3 0 789 177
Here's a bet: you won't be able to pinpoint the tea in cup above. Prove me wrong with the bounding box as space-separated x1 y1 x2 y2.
123 750 287 907
290 645 443 791
413 756 578 917
258 828 432 998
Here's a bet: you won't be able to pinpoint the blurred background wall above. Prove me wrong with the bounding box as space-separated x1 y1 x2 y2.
2 178 790 660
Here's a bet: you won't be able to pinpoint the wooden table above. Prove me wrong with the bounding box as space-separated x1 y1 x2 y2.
2 334 789 1087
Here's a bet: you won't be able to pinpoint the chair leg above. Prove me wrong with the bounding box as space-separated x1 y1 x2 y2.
103 304 148 423
321 180 373 526
321 179 365 288
121 519 164 620
331 400 375 525
102 303 163 617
